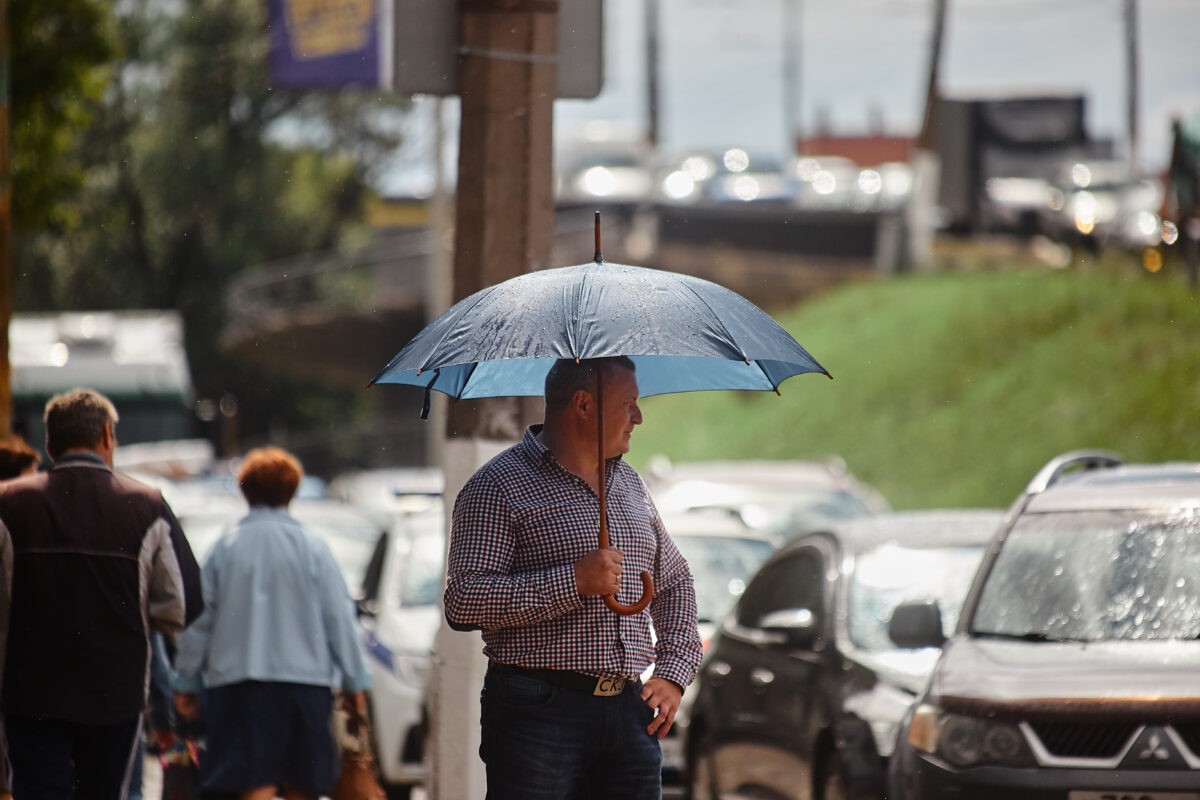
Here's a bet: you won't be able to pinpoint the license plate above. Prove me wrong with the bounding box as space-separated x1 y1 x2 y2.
1069 793 1200 800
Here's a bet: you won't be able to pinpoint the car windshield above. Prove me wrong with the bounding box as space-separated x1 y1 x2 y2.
848 544 985 651
673 534 776 623
659 484 874 538
971 510 1200 641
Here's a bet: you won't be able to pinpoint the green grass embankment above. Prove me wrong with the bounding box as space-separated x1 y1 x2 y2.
628 264 1200 509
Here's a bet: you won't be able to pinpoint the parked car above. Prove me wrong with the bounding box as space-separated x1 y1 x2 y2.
888 451 1200 800
657 510 783 796
326 466 443 528
356 494 445 800
685 509 1002 800
645 457 889 540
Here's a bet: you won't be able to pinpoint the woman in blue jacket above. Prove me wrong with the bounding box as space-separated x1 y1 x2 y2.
173 447 371 800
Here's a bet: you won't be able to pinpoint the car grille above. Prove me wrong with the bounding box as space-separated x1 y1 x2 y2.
1177 724 1200 758
1029 722 1140 759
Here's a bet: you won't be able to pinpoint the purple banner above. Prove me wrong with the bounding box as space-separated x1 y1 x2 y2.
268 0 384 88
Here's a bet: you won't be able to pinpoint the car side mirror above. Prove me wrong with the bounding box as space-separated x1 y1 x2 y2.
888 600 946 649
759 607 819 649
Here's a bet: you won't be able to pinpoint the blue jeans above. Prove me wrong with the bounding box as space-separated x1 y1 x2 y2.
479 668 662 800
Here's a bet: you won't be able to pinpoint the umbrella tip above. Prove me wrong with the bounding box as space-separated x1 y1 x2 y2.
825 371 834 380
594 211 603 263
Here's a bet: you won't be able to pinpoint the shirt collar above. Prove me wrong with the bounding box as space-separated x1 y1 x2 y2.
51 452 111 471
519 424 625 470
520 424 553 464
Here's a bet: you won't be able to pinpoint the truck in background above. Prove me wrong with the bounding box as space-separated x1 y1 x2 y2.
934 93 1114 234
9 310 195 454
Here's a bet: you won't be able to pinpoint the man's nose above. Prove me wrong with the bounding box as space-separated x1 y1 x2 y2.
632 403 643 424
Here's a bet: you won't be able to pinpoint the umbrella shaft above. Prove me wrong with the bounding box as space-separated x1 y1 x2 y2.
596 366 609 548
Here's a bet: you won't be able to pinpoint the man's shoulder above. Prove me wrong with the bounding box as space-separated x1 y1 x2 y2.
0 471 49 500
613 459 649 489
457 444 535 497
105 470 169 505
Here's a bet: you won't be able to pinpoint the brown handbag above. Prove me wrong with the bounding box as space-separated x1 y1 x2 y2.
333 709 387 800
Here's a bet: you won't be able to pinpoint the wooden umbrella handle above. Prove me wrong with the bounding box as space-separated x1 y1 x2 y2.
596 365 655 615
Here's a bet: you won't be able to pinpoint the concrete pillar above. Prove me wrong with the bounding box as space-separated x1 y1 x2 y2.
427 1 557 797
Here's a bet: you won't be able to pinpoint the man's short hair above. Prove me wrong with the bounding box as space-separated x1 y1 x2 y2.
237 446 304 507
43 389 119 460
0 435 40 479
544 356 636 410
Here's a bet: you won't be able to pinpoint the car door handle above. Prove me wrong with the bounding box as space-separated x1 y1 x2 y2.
749 667 775 690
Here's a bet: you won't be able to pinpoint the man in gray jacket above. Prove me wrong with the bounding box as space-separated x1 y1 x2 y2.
0 388 204 799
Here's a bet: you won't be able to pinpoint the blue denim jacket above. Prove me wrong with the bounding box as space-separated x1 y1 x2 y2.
173 507 371 693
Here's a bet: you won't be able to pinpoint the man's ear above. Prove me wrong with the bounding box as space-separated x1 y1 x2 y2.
571 388 593 420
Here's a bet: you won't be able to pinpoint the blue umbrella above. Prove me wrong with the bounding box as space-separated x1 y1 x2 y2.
369 234 830 613
369 264 830 403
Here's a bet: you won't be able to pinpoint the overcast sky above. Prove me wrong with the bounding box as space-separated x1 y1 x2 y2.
554 0 1200 172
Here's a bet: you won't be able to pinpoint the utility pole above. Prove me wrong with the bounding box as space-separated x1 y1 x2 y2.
1124 0 1139 173
782 0 802 155
0 0 11 435
906 0 948 271
427 1 557 797
916 0 947 151
644 0 659 151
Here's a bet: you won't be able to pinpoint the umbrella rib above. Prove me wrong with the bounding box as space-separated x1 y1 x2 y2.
677 282 754 364
413 289 496 374
456 361 479 398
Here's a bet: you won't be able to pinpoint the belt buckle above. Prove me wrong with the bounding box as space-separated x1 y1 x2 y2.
592 676 626 697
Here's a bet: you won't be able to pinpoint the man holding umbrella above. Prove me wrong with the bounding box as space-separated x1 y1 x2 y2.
445 356 703 799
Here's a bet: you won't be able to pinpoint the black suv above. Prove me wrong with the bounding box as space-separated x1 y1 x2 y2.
889 451 1200 799
684 509 1002 800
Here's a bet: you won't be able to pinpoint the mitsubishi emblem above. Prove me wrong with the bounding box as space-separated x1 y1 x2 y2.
1137 732 1170 762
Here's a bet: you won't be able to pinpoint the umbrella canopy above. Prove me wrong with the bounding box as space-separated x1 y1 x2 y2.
370 255 830 615
368 260 830 403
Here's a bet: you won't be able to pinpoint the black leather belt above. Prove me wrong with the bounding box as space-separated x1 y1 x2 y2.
488 661 630 697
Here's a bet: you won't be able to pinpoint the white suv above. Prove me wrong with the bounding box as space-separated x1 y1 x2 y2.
889 451 1200 800
357 495 445 799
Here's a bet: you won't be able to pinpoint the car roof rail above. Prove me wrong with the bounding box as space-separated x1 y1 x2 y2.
1023 449 1124 496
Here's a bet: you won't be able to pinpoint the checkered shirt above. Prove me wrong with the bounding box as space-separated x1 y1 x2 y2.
444 426 703 689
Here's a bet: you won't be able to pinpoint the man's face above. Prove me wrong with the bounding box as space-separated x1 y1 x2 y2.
601 366 643 458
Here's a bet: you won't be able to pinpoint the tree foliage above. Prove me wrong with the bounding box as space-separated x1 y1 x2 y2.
13 0 410 445
10 0 114 304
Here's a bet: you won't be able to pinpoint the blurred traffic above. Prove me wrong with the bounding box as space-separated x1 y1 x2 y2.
113 435 1200 799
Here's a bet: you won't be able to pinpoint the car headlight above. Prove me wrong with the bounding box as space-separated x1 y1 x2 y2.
908 704 1034 767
